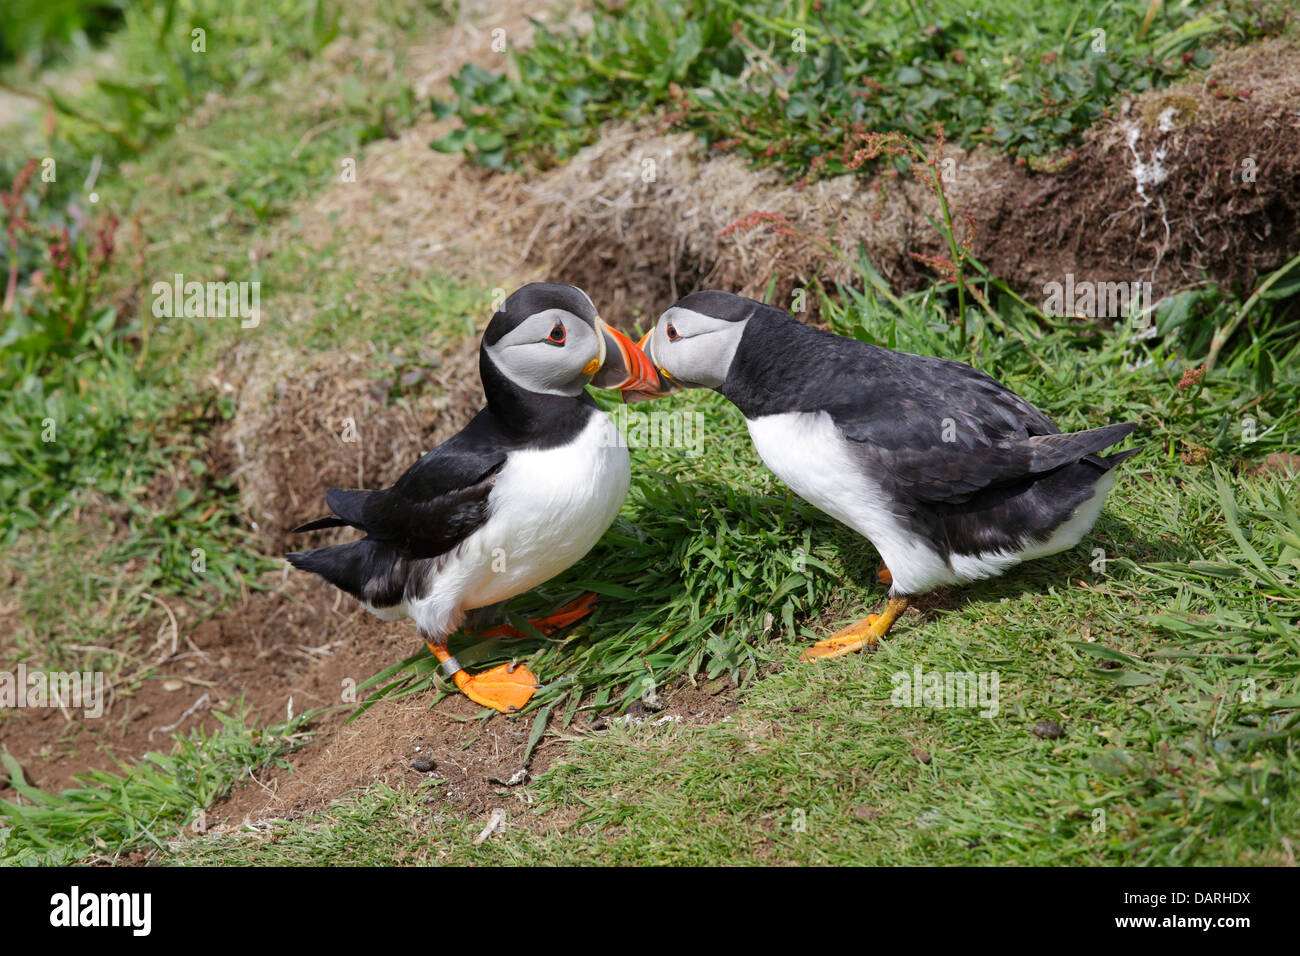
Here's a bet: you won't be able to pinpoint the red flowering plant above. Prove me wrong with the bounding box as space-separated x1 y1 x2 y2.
1 158 120 390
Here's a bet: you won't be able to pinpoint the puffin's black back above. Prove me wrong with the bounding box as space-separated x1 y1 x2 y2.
720 304 1056 439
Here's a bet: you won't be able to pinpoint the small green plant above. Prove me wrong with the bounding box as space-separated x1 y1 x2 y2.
1 159 123 391
0 0 128 67
431 4 739 169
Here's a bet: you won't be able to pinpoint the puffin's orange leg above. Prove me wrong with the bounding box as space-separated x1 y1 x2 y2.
532 591 600 633
473 592 600 640
801 597 910 660
876 563 893 588
426 642 539 713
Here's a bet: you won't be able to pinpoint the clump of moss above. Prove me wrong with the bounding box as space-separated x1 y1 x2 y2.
1142 92 1203 131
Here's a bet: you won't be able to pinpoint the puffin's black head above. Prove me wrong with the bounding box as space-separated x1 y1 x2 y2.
482 283 657 398
622 290 772 400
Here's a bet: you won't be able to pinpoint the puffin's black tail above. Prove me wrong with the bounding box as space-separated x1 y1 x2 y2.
289 487 374 534
1065 422 1141 472
285 537 402 606
287 487 403 602
290 514 349 533
1099 445 1143 469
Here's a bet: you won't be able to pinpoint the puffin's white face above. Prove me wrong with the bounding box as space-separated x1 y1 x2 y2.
640 305 749 391
485 306 604 397
483 284 658 398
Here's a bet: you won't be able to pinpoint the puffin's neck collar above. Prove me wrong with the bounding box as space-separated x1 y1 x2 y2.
718 308 822 418
480 349 594 435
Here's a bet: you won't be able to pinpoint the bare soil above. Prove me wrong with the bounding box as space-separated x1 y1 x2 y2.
1 574 397 795
973 39 1300 298
2 564 740 826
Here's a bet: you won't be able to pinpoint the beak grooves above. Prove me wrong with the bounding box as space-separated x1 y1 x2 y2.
587 320 660 392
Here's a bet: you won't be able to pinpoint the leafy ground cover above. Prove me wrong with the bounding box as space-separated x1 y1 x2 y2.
433 0 1293 175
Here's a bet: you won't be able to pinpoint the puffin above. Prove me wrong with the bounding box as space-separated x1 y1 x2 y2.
287 283 658 712
622 290 1140 659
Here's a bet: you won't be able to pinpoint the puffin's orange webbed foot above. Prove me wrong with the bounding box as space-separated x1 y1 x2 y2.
455 661 539 713
426 642 540 713
876 563 893 587
474 591 600 640
800 597 909 661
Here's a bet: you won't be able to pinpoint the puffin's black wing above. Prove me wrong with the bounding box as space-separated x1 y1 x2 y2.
292 410 508 561
826 350 1132 503
847 420 1137 503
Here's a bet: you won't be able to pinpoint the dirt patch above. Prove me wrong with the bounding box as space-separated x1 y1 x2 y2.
974 39 1300 297
207 656 740 830
0 574 402 795
1253 452 1300 477
3 561 741 827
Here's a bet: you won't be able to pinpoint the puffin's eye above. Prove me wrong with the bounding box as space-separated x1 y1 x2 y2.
666 323 680 341
548 323 566 344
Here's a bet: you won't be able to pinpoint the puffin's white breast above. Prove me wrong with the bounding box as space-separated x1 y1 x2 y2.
745 410 958 594
745 410 1120 595
405 411 630 638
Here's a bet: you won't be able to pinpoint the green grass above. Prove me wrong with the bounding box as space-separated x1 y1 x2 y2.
0 0 127 69
432 0 1294 176
0 0 461 864
1 704 310 865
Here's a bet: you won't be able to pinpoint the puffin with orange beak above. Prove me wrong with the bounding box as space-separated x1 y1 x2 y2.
287 283 658 713
624 290 1139 660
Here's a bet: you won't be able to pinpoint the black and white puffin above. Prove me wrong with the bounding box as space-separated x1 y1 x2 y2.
623 291 1140 659
287 283 658 712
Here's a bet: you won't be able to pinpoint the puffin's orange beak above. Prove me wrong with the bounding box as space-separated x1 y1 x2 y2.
587 320 660 392
619 329 679 403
